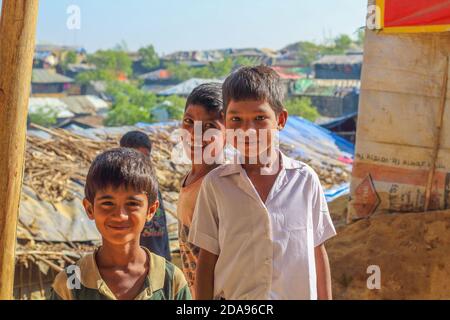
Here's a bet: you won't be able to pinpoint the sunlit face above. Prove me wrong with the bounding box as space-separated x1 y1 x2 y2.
225 100 287 159
83 186 158 246
181 104 225 163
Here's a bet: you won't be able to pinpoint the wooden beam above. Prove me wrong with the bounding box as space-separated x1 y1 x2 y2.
0 0 39 300
424 55 449 212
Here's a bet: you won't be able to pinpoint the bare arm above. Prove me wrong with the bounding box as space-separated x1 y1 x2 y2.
195 248 218 300
315 244 333 300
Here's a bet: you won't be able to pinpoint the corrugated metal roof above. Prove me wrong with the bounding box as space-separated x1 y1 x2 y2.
294 78 361 96
28 97 74 118
138 69 171 81
158 78 222 96
59 95 109 115
32 69 74 84
313 54 363 65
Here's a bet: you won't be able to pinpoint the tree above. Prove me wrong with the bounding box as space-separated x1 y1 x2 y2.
232 56 258 68
161 95 187 120
87 49 132 77
334 34 353 52
165 58 235 82
284 97 319 122
104 80 187 126
75 49 133 84
138 45 160 71
28 106 58 127
105 100 150 126
60 51 78 73
355 29 365 47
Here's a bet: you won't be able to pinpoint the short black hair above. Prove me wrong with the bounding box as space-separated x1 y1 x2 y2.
222 65 285 114
185 82 224 113
120 131 152 153
85 148 158 205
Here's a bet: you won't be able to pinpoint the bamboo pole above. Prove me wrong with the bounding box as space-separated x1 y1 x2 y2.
424 56 449 212
0 0 39 300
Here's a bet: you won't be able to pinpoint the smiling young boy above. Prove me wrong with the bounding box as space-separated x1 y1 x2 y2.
48 148 191 300
189 66 336 300
177 83 225 298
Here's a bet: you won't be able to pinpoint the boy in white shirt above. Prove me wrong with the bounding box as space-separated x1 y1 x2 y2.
189 66 336 300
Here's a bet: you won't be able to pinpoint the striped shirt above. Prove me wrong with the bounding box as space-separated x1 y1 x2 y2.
48 247 191 300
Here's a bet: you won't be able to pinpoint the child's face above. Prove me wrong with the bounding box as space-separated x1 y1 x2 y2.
182 104 225 162
83 186 159 246
225 100 287 159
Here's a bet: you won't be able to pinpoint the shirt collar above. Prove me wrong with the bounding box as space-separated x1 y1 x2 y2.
219 151 302 177
80 246 166 300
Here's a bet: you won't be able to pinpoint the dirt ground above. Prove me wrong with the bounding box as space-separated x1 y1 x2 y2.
327 198 450 300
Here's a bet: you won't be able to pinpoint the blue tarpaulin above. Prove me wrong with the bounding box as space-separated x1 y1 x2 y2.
281 116 354 202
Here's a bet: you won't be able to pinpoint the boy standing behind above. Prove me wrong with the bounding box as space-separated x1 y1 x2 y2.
189 66 336 300
120 131 172 261
177 83 225 298
49 148 190 300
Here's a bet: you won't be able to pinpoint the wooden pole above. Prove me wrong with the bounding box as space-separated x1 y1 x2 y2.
424 55 449 212
0 0 39 300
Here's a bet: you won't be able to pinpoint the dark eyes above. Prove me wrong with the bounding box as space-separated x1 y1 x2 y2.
126 201 142 207
230 116 266 121
99 201 142 207
183 118 193 125
183 118 217 129
100 201 114 206
204 123 217 129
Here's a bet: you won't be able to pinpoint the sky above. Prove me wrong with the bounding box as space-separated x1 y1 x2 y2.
2 0 367 54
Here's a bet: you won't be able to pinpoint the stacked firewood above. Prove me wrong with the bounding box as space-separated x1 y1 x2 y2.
24 124 188 205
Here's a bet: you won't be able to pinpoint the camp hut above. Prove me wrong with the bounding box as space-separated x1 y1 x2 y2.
31 69 74 97
313 53 363 80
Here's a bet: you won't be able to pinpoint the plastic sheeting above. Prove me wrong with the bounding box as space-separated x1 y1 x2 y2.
280 116 354 202
19 185 100 242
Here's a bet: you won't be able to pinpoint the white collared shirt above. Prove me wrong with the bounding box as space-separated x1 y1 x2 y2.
188 152 336 300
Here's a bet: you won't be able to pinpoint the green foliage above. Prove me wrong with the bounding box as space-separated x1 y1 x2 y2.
114 41 129 52
104 81 186 126
355 29 365 47
88 50 132 76
29 106 58 127
165 57 259 82
232 56 259 68
60 51 78 72
334 34 353 52
75 49 133 85
138 45 161 71
105 100 150 126
75 69 114 84
162 95 187 120
63 51 77 65
284 97 319 122
282 33 362 66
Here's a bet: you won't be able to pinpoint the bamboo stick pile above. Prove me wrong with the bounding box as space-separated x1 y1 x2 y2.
24 124 189 205
279 142 351 189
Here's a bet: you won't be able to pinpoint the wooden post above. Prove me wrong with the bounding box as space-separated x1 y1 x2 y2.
0 0 39 300
424 56 449 212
